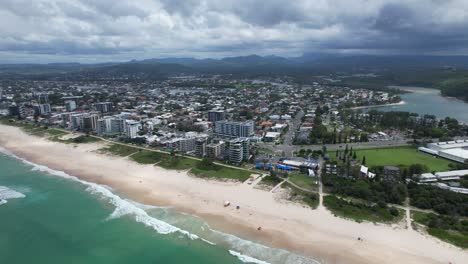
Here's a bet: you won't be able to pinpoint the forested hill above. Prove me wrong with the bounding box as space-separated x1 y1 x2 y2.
438 76 468 102
1 55 468 101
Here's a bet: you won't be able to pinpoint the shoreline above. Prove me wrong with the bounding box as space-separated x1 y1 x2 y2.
0 124 467 264
348 101 406 110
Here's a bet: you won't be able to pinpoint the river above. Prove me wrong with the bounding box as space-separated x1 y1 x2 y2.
358 86 468 123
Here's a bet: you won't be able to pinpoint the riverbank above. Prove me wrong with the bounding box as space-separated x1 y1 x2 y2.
0 124 466 264
348 101 406 110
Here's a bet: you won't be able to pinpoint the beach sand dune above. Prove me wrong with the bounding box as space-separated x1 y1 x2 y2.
0 124 466 264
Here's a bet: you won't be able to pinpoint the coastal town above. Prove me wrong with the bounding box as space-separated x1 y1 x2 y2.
3 1 468 264
1 74 468 259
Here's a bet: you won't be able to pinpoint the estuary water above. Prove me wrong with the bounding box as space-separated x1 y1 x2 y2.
360 86 468 123
0 150 318 264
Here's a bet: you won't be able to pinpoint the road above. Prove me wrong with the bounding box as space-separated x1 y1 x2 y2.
282 109 304 146
259 138 410 158
257 108 410 158
317 157 324 208
405 197 413 230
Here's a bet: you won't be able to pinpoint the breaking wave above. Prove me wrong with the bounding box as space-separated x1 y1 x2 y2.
229 250 271 264
0 147 320 264
0 185 26 205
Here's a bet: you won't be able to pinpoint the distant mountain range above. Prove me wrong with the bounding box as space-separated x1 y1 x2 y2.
1 54 468 79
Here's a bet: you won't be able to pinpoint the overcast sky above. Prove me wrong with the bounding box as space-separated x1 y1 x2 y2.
1 0 468 63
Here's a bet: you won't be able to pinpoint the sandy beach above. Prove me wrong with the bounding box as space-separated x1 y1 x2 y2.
0 124 466 264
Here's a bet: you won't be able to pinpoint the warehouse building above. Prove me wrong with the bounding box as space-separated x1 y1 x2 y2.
418 140 468 164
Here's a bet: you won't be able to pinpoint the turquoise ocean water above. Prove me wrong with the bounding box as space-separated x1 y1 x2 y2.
0 149 318 264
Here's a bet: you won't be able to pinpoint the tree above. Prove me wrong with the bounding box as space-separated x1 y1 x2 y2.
362 156 366 165
270 169 277 177
198 157 216 170
322 145 327 155
360 133 368 142
352 151 357 160
332 128 337 144
346 159 351 176
298 149 306 157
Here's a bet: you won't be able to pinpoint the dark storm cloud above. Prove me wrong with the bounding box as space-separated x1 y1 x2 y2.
0 39 133 55
0 0 467 62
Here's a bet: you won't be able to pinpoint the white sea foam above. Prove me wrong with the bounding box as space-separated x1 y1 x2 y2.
0 185 26 205
229 250 271 264
0 147 319 264
0 147 195 238
212 230 320 264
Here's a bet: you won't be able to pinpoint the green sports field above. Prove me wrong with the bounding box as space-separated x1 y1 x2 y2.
333 146 452 172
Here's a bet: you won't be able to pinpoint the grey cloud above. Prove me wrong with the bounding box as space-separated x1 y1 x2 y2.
0 39 134 55
0 0 468 63
374 3 415 33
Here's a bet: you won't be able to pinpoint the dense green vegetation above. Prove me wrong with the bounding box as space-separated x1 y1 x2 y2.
98 144 139 157
324 195 401 223
343 110 468 139
408 182 468 217
158 157 252 182
330 67 468 102
259 175 283 187
412 211 468 248
0 119 69 137
461 178 468 188
0 118 35 130
157 155 199 170
322 174 407 205
98 146 252 181
438 77 468 102
69 135 101 143
305 115 368 144
46 129 69 136
52 135 100 144
191 168 251 182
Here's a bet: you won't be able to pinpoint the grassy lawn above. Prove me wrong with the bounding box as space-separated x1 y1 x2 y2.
0 119 36 130
257 148 273 154
288 172 318 191
190 166 251 182
331 146 451 171
99 144 140 157
45 129 69 136
282 182 319 209
98 144 252 182
411 211 468 248
260 175 283 187
51 135 100 144
411 211 431 224
157 156 199 170
0 119 71 137
130 150 164 164
324 195 402 223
